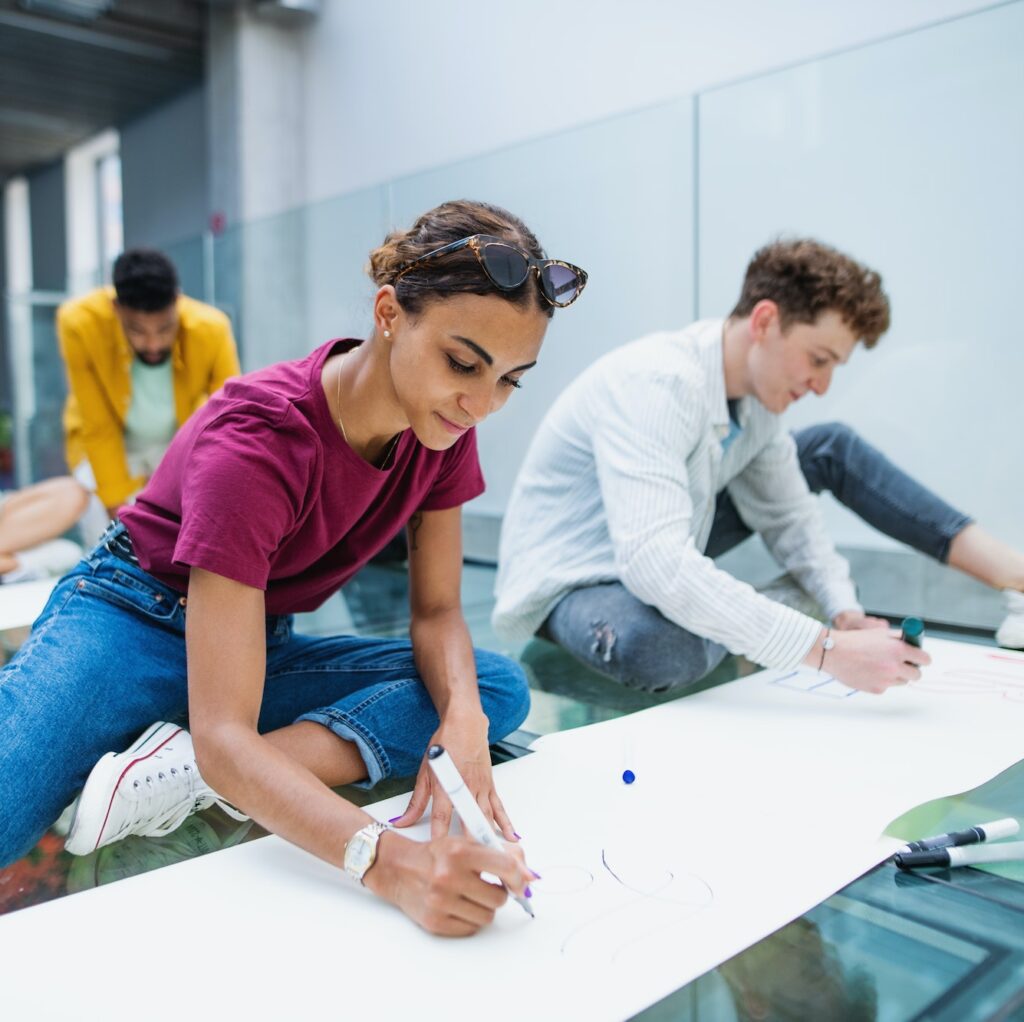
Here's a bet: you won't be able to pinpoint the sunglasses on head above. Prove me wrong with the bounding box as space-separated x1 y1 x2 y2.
394 234 588 308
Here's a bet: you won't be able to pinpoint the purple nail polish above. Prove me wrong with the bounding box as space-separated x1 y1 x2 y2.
513 831 523 840
530 870 542 879
388 816 402 823
524 886 533 898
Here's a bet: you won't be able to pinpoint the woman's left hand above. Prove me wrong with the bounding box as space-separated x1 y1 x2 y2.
390 709 518 841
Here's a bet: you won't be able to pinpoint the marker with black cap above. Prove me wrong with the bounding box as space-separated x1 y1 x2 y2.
427 744 534 918
897 817 1019 854
895 840 1024 870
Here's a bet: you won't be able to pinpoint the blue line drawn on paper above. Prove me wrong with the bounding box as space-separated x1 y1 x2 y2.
770 669 858 699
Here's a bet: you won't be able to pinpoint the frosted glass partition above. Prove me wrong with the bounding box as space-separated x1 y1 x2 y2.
213 185 390 372
4 293 68 485
302 184 391 352
214 204 311 371
698 2 1024 549
390 98 696 516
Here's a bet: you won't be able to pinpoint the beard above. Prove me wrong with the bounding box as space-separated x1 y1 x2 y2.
136 349 172 366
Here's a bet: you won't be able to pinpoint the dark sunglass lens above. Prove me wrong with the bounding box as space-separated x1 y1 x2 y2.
541 264 581 305
481 244 529 289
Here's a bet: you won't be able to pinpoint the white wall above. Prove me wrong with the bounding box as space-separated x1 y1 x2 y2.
300 0 996 205
64 129 120 296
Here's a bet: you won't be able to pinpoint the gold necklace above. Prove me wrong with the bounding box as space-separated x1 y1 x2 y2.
333 352 401 470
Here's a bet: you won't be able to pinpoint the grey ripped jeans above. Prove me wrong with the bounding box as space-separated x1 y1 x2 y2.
539 422 972 693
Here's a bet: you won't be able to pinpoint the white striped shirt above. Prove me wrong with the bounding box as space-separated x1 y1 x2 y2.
493 319 861 671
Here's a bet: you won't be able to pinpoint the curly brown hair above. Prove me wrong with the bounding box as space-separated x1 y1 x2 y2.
729 238 890 348
367 199 553 318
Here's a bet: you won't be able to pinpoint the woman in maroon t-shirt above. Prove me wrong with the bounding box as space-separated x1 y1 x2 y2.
0 200 587 937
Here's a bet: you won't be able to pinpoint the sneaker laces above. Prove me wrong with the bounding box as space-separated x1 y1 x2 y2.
112 758 247 842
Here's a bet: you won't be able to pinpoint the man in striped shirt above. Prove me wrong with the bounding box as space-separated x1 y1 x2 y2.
494 239 1024 692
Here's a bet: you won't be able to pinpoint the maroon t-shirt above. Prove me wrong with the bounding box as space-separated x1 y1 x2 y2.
120 339 485 614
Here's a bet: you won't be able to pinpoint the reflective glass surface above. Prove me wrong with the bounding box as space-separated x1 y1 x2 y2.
2 558 1021 1021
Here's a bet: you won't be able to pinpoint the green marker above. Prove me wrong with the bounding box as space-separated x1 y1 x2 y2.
901 616 924 647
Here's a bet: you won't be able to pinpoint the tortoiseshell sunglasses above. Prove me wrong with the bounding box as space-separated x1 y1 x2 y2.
393 234 588 308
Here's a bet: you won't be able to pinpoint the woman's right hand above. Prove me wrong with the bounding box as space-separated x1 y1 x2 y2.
805 627 931 693
363 830 534 936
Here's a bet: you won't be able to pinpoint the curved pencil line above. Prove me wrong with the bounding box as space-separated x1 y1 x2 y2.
560 850 715 957
601 848 675 896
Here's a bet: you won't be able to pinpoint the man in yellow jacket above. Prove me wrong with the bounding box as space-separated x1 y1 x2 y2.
58 249 240 533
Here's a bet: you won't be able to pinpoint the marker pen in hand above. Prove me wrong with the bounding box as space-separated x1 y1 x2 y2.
900 617 924 648
427 745 534 918
894 840 1024 870
897 817 1019 855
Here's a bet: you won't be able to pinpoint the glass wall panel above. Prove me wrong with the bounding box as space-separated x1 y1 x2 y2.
391 98 696 515
698 3 1024 549
5 293 67 486
212 185 389 372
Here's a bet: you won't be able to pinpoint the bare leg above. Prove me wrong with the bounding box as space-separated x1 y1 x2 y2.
263 721 367 787
947 523 1024 592
0 477 90 560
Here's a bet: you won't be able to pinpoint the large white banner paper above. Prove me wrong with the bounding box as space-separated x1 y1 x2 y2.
2 638 1022 1020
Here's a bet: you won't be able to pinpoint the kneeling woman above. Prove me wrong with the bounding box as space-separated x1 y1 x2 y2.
0 200 587 936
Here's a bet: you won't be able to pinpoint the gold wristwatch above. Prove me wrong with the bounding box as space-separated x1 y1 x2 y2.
343 821 392 884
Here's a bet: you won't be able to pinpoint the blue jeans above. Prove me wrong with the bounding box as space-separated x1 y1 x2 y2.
541 422 972 693
0 525 530 867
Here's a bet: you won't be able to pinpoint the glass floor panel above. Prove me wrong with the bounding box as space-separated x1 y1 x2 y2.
2 559 1022 1021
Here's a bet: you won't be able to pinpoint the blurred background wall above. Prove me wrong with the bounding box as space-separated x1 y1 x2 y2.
1 0 1019 572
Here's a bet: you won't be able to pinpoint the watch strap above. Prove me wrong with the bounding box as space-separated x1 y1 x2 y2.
343 821 392 884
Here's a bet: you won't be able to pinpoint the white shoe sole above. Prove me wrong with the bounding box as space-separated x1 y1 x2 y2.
64 722 185 856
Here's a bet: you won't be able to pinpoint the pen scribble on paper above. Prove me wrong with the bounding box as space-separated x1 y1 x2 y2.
912 665 1024 702
769 652 1024 703
769 669 858 699
532 865 594 894
559 847 714 963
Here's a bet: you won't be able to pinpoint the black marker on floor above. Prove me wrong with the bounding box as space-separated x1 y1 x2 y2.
897 817 1019 854
894 840 1024 870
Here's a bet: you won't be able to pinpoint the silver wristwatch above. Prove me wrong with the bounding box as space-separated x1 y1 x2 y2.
343 821 392 884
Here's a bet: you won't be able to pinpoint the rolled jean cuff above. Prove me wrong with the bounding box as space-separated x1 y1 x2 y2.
295 707 387 790
937 514 974 564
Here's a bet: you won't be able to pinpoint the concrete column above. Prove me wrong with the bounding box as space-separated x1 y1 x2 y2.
206 5 311 369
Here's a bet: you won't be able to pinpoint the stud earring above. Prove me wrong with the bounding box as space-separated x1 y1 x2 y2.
383 329 391 339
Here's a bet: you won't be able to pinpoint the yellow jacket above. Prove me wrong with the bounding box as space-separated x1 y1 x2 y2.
58 287 240 509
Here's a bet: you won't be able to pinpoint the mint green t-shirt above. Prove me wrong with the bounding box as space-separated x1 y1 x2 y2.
124 359 176 479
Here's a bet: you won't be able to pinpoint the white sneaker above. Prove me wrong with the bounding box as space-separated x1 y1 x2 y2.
65 722 248 856
996 589 1024 650
756 573 826 621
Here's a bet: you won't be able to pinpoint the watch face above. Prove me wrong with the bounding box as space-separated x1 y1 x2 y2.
347 835 373 875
